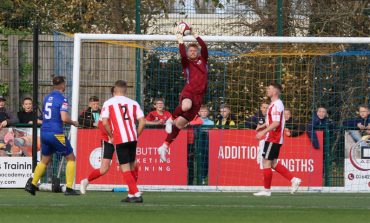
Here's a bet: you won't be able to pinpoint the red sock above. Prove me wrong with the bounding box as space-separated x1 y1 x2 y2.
274 163 293 181
133 164 139 182
88 169 102 182
131 171 138 182
263 168 273 189
165 125 180 144
122 171 139 195
172 105 183 119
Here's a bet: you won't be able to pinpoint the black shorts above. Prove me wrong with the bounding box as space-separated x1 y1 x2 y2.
262 141 282 160
115 141 137 165
102 140 115 160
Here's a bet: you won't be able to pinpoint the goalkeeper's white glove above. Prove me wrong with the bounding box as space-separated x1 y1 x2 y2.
175 26 184 44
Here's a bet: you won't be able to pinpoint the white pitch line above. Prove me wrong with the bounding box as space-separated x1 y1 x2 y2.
1 203 369 210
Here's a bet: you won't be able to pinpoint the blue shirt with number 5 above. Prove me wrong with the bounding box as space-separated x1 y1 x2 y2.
41 90 69 133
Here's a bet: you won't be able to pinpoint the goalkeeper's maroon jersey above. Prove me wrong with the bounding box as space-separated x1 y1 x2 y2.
179 37 208 104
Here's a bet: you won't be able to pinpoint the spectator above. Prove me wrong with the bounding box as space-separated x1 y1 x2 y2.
343 105 370 143
187 105 213 184
17 97 42 124
307 106 334 149
216 104 236 127
284 108 305 137
145 98 172 125
78 96 101 128
190 105 215 126
0 96 18 129
245 101 269 129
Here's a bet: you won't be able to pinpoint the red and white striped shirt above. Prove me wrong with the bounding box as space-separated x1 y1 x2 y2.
100 96 144 144
265 99 285 144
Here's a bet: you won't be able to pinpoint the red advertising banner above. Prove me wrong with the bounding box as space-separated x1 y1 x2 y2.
76 129 188 185
208 130 323 186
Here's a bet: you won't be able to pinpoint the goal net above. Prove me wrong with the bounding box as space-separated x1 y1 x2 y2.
66 34 369 192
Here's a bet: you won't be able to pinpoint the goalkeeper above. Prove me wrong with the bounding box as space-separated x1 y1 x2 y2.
158 25 208 162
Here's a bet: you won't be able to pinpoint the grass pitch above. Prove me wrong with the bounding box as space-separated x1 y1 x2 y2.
0 189 369 223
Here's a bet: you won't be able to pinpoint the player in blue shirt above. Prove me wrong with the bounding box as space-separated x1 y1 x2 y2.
25 76 80 196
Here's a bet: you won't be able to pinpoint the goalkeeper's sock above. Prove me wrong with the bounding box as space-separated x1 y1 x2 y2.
263 168 273 190
31 162 47 186
122 171 139 195
165 126 180 144
172 105 184 119
274 163 293 181
88 169 102 182
66 160 76 189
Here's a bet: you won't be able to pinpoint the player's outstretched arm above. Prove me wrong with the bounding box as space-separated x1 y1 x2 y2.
61 111 78 127
137 117 146 138
192 30 208 61
175 26 188 67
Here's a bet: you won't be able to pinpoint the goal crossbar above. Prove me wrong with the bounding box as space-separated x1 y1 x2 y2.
74 34 370 44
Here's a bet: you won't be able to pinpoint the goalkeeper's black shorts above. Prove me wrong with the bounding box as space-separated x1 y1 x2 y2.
102 140 115 160
262 141 282 160
116 141 137 165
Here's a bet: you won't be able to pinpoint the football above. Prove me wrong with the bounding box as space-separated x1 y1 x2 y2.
178 22 191 36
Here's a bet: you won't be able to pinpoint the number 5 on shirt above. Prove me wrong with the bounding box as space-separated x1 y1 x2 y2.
45 102 52 119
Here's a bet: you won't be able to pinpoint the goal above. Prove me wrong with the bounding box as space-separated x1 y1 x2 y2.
69 34 370 192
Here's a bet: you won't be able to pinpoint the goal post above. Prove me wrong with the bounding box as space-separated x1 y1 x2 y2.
70 34 370 192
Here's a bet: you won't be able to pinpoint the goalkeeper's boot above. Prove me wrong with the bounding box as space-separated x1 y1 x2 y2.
80 179 89 195
165 118 174 134
158 143 169 162
25 177 37 196
291 177 301 194
65 187 81 196
253 190 271 197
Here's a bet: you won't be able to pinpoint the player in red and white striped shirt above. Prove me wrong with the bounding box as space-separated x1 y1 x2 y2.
101 80 146 203
80 87 114 194
80 87 140 195
254 83 301 197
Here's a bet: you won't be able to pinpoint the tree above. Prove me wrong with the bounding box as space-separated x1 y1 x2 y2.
0 0 34 32
226 0 370 37
308 0 370 37
0 0 175 33
224 0 294 36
